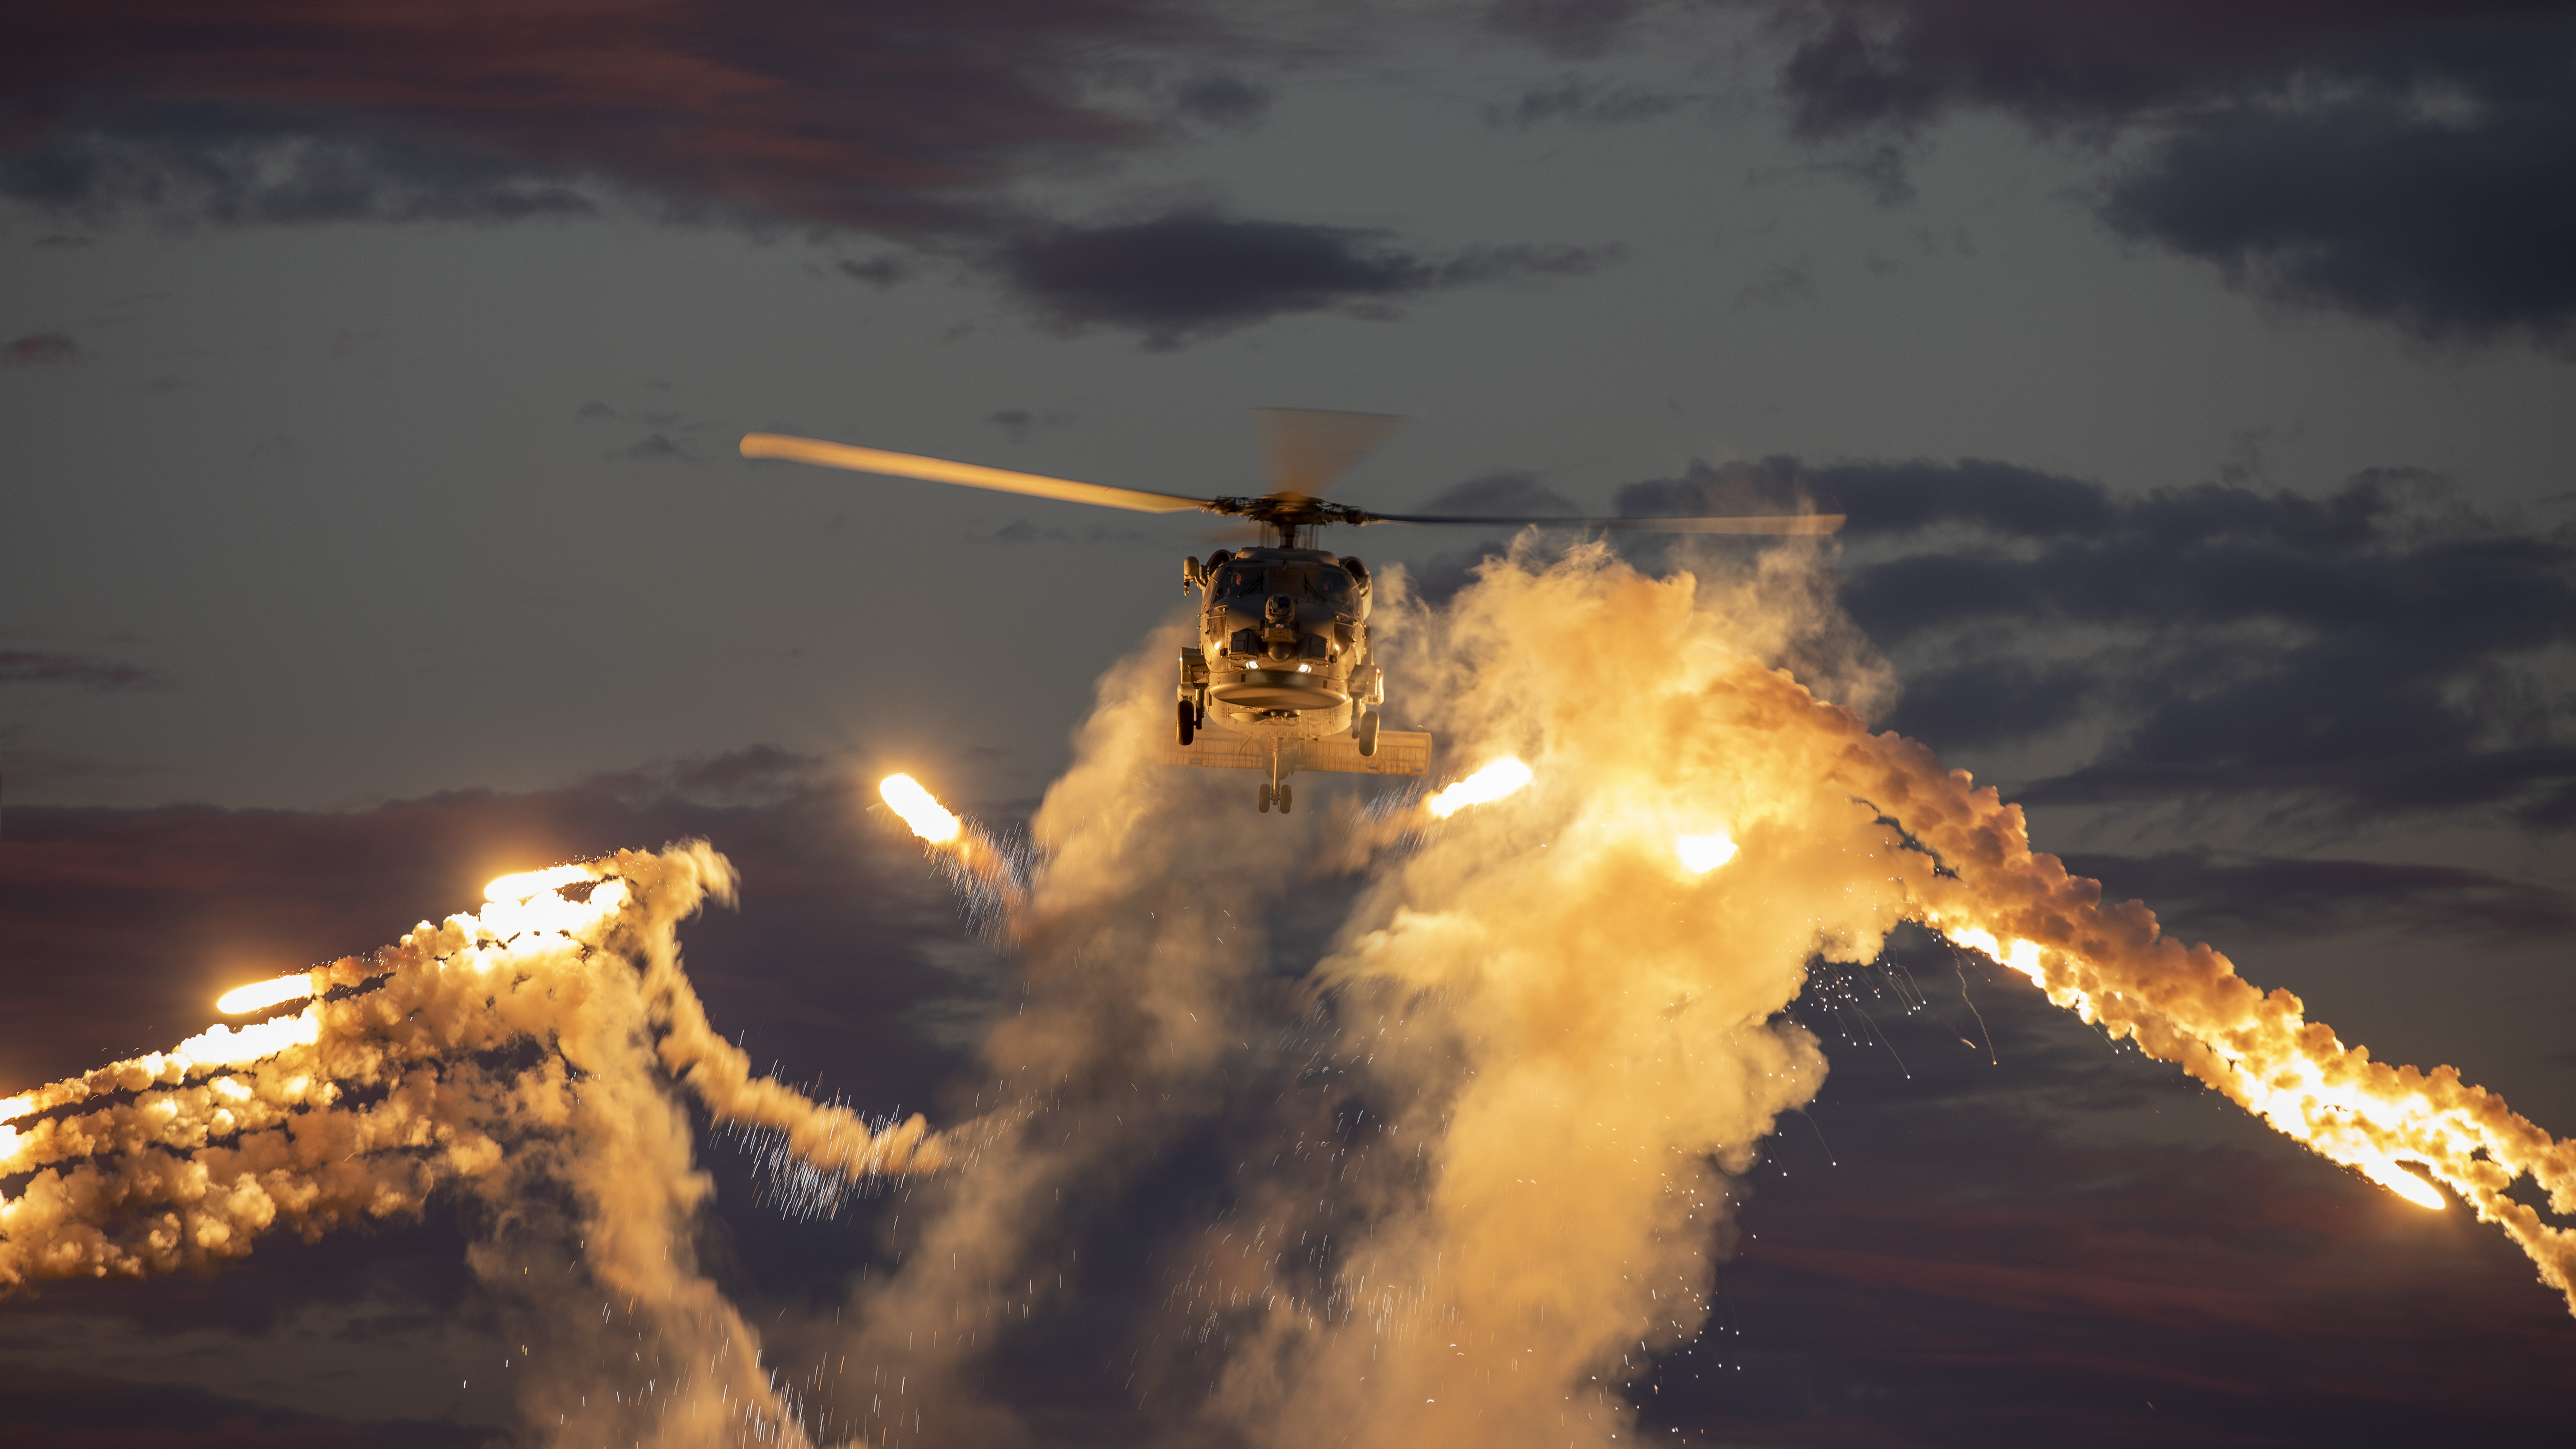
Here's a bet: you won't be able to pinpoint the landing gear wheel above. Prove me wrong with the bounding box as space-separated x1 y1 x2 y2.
1176 699 1196 747
1355 709 1381 757
1276 784 1292 813
1258 783 1273 813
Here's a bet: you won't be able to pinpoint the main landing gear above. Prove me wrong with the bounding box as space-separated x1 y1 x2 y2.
1258 781 1291 813
1176 699 1197 746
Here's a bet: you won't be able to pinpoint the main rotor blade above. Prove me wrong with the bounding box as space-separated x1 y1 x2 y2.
740 433 1213 514
1362 511 1845 535
1257 409 1406 499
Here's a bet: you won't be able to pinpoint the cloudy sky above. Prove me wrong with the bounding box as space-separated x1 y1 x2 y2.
4 2 2573 1444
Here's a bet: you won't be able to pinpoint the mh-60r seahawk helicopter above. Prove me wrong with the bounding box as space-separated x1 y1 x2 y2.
741 412 1841 813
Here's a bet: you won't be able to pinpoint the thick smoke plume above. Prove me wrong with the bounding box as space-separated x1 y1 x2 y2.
832 536 2573 1449
8 539 2569 1448
2 843 937 1447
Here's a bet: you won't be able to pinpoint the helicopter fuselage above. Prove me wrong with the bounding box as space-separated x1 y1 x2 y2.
1179 545 1381 746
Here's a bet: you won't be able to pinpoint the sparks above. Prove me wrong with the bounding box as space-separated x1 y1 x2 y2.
215 973 316 1016
880 774 963 843
1424 757 1534 818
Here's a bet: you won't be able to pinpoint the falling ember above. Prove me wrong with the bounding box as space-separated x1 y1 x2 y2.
880 772 963 843
214 973 315 1015
1423 757 1534 818
1673 832 1737 874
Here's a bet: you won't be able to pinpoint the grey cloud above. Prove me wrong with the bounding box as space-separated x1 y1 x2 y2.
2063 848 2576 943
836 256 908 288
1 332 78 368
609 434 694 462
999 210 1620 347
1 105 599 227
0 649 167 692
1170 72 1273 129
1487 76 1686 129
1622 456 2576 826
1485 0 1649 59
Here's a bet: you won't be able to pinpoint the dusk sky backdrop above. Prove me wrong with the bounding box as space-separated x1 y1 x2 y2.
4 3 2573 1444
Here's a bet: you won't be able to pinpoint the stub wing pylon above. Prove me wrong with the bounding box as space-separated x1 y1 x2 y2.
1163 731 1431 778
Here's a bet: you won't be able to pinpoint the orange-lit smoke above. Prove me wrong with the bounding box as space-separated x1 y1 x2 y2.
1125 538 2576 1449
1 843 939 1447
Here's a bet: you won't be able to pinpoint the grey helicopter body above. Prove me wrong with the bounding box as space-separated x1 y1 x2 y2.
739 411 1842 812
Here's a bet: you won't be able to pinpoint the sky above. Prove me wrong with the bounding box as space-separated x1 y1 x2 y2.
4 2 2574 1445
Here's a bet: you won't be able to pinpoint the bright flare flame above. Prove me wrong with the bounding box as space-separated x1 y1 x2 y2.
2363 1159 2446 1210
483 862 593 903
0 1093 31 1125
1674 833 1738 874
1424 757 1534 818
215 974 315 1016
880 773 962 843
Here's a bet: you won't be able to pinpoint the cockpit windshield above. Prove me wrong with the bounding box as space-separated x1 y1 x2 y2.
1216 564 1354 603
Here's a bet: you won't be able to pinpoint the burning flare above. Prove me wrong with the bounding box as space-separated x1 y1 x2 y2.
879 772 961 843
1674 831 1738 874
2 845 941 1303
214 973 315 1016
1423 756 1533 818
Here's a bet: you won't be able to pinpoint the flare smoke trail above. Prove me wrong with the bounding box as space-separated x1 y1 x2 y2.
8 539 2567 1448
834 536 2572 1449
2 843 938 1447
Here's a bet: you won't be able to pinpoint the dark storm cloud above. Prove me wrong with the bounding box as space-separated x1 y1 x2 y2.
0 332 77 367
999 211 1619 345
0 648 166 692
1622 458 2576 825
0 0 1206 234
2103 95 2576 344
1723 0 2576 342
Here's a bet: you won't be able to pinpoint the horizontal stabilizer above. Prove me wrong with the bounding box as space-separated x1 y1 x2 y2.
1163 730 1431 777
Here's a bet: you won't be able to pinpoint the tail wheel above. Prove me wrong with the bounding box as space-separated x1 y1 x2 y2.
1257 782 1273 812
1176 699 1196 746
1355 709 1381 757
1276 784 1292 813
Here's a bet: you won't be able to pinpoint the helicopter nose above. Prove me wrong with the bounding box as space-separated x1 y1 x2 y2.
1264 593 1295 624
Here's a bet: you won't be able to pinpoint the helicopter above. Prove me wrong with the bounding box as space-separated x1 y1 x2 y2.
740 411 1842 813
